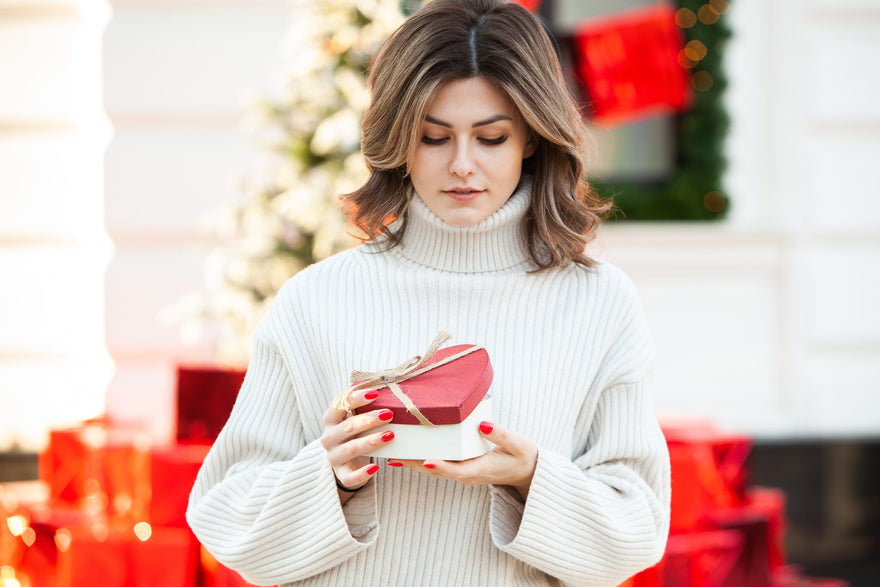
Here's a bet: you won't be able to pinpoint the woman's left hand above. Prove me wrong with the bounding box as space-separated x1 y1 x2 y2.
389 421 538 501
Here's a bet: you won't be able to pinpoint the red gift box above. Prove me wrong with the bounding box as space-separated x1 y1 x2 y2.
705 486 788 585
39 420 151 523
353 343 492 426
663 529 745 587
148 444 210 528
176 366 246 444
55 524 199 587
663 422 752 533
11 505 99 587
573 2 692 125
350 333 494 460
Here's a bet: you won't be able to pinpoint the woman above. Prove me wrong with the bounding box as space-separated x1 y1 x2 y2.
187 1 670 585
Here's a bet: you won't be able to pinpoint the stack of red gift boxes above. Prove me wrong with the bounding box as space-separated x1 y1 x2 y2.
622 421 848 587
0 366 266 587
1 368 853 587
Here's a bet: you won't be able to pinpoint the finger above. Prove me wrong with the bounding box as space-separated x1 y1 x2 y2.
324 408 394 450
322 388 381 426
326 428 395 467
477 420 525 454
336 460 381 491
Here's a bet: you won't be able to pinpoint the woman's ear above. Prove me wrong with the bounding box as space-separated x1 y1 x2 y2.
524 132 538 159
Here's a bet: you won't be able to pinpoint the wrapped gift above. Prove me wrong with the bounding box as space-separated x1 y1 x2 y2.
573 2 692 125
663 529 744 587
12 505 98 587
39 420 151 523
55 524 199 587
176 366 246 444
345 331 493 461
662 421 752 532
704 486 788 585
148 444 210 528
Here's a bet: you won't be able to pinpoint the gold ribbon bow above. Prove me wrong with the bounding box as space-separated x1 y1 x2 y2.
333 330 484 427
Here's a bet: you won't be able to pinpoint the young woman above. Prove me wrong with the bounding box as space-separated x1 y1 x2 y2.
187 1 670 585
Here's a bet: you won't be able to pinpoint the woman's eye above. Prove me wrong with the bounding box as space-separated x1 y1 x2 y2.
479 136 508 146
421 136 447 145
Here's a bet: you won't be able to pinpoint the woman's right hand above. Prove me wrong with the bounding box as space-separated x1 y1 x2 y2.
320 389 396 495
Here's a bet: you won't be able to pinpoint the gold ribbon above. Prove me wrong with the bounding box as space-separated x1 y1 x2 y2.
333 330 484 427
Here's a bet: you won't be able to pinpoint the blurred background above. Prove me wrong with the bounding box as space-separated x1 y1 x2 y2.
1 0 878 586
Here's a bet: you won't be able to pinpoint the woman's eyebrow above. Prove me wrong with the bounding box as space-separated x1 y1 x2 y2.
424 114 513 128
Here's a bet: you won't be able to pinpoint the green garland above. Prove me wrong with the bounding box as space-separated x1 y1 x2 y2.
595 0 732 222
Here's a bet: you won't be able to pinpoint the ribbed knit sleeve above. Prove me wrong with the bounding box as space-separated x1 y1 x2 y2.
185 336 378 586
489 268 670 587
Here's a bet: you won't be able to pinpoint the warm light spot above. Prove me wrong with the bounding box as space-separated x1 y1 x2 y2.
55 528 73 552
21 527 36 547
0 566 20 587
82 478 101 495
6 515 27 537
675 7 697 28
133 521 152 542
704 191 727 212
698 4 721 25
685 40 708 62
692 70 714 91
81 425 107 449
678 50 696 69
113 493 133 515
710 0 730 14
91 523 109 543
0 488 19 513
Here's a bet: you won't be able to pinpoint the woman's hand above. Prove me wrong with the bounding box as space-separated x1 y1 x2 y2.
390 421 538 501
320 389 396 500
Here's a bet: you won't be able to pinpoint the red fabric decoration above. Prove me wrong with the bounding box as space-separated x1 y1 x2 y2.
509 0 542 12
573 2 692 125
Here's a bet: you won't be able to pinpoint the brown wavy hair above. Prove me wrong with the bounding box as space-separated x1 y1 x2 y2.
341 0 612 270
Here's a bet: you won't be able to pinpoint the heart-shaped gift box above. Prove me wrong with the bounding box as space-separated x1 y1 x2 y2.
353 344 493 425
349 337 494 460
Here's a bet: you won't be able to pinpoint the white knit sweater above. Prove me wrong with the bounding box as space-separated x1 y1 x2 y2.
186 179 671 587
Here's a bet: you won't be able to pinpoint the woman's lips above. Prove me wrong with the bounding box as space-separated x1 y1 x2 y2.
444 188 484 201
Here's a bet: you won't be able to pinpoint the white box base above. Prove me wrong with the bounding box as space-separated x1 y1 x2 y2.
361 398 493 461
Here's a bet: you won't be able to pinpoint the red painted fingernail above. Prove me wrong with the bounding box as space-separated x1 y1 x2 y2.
364 390 379 400
423 463 436 469
378 409 394 421
387 461 403 467
380 430 395 442
479 421 494 435
366 464 379 475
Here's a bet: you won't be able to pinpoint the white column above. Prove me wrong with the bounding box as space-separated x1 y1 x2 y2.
102 0 291 442
0 0 113 450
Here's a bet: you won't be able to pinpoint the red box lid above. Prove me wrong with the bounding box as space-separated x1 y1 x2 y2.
354 344 493 425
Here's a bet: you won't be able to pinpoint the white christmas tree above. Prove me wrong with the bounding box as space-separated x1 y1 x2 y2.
173 0 405 365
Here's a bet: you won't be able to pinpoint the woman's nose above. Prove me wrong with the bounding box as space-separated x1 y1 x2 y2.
449 143 475 177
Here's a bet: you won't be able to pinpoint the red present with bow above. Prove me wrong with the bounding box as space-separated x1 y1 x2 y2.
341 331 494 461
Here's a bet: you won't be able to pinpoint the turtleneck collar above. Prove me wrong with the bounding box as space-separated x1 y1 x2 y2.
391 176 533 273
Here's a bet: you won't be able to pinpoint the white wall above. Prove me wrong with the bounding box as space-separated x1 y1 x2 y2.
600 0 880 437
102 0 292 443
0 0 113 450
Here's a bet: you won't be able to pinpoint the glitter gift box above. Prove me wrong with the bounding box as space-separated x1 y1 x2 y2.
348 332 494 461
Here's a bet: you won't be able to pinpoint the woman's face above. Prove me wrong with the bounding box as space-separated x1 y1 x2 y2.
409 77 535 227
